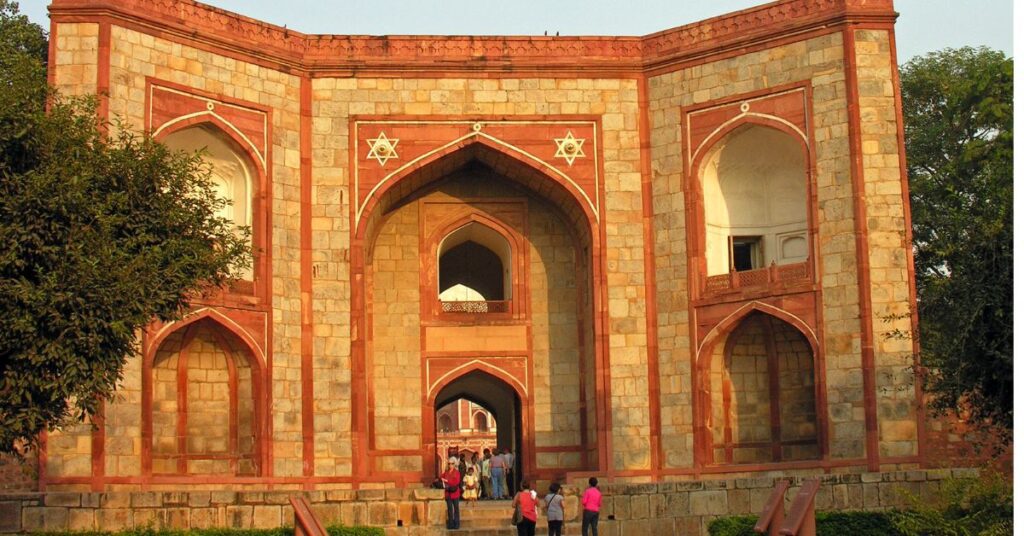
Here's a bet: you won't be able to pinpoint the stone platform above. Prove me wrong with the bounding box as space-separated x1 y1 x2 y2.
0 469 972 535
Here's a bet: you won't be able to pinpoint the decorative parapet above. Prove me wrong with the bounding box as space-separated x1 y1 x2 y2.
703 260 811 296
48 0 896 74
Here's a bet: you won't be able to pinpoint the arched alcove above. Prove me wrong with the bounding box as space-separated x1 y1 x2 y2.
148 318 263 476
163 125 256 281
706 311 820 464
701 124 808 276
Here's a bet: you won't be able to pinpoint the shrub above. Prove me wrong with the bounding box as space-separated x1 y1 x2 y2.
707 512 895 536
890 471 1012 536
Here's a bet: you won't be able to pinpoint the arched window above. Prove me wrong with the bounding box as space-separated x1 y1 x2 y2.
707 312 819 464
438 222 511 312
163 125 255 281
701 125 808 275
474 411 489 432
438 413 454 433
150 320 261 476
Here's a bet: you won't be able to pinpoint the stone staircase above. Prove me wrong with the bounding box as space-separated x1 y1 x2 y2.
448 499 581 535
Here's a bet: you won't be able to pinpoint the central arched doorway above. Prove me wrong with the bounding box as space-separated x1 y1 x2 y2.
352 134 608 483
432 370 523 490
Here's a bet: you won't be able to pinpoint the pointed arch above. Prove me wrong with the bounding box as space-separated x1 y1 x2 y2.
358 133 598 235
145 308 265 372
428 360 528 402
355 136 598 243
697 301 818 364
690 114 809 174
154 113 266 172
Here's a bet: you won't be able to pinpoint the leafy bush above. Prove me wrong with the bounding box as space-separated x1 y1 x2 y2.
27 526 384 536
707 512 895 536
890 471 1012 536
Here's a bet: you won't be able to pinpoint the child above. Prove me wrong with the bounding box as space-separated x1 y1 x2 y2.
462 466 480 505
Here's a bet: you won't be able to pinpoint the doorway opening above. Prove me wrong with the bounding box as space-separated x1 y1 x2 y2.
433 370 523 491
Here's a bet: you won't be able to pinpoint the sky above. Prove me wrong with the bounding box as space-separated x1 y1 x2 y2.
18 0 1013 64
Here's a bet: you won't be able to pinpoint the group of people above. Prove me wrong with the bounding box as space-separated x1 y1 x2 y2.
439 447 517 530
509 477 602 536
440 453 603 536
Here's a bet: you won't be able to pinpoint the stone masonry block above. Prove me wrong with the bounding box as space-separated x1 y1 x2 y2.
225 505 254 528
690 490 728 515
252 505 282 528
96 509 132 531
44 493 81 507
211 491 238 505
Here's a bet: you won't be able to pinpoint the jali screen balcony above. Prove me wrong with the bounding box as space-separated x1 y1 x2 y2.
439 300 511 314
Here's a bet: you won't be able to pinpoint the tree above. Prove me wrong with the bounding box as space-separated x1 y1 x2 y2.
0 1 251 455
900 47 1013 445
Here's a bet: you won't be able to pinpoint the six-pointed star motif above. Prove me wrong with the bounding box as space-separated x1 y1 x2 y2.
554 131 586 166
366 131 400 166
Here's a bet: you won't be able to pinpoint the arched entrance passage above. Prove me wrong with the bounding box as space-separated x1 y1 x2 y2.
351 137 610 482
431 370 524 488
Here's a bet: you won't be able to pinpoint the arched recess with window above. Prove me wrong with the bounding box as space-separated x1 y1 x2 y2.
159 121 265 293
142 315 267 476
696 305 825 467
426 213 526 319
695 120 813 284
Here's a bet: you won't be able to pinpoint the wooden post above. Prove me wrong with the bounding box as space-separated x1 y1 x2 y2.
289 496 328 536
780 478 821 536
754 480 790 535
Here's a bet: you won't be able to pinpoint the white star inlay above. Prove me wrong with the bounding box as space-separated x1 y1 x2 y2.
554 131 586 166
365 131 400 166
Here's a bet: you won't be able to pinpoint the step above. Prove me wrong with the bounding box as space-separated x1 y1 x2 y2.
447 526 581 536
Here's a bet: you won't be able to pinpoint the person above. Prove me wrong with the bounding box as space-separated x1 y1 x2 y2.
489 448 506 499
512 481 538 536
462 466 480 505
543 482 565 536
581 477 602 536
458 453 468 488
480 450 492 499
442 457 462 529
503 448 515 497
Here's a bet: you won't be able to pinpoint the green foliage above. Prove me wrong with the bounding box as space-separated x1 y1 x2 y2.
707 512 896 536
0 1 251 454
890 472 1012 536
26 526 384 536
899 47 1013 445
706 515 758 536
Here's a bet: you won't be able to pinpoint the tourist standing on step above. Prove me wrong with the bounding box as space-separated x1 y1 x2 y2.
513 481 538 536
489 448 506 499
580 477 602 536
543 482 565 536
442 457 462 530
503 448 515 497
480 450 492 499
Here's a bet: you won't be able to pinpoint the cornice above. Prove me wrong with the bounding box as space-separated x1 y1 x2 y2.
48 0 896 76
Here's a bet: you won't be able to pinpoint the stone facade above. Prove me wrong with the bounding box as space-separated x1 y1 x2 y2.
22 0 942 526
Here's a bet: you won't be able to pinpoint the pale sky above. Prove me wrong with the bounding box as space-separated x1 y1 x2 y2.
18 0 1013 64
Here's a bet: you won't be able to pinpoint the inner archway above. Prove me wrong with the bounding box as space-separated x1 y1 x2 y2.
433 370 522 488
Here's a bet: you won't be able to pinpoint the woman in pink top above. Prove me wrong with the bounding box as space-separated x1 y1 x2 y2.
513 481 538 536
580 477 602 536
